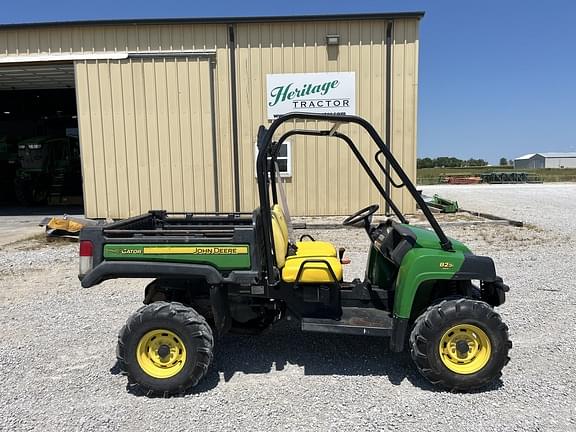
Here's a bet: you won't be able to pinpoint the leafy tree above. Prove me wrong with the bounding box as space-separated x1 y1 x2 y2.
499 157 508 166
417 156 489 168
417 157 435 169
464 158 481 167
436 157 462 168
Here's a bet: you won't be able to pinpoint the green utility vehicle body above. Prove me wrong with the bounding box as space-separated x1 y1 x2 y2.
79 113 510 394
81 213 505 341
366 224 472 319
90 225 495 321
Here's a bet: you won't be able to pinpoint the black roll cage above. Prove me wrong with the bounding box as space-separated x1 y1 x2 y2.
256 113 453 284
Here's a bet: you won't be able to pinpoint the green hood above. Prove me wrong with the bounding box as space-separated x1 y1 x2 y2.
403 224 471 254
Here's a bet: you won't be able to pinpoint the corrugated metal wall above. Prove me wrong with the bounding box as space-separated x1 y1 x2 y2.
515 156 544 170
234 18 418 215
545 158 576 168
0 23 236 218
75 57 217 218
0 19 419 217
391 19 419 214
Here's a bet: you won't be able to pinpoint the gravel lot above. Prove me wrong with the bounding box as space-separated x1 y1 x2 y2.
421 183 576 235
1 184 575 431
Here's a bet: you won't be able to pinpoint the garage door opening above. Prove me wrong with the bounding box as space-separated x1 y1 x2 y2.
0 63 83 211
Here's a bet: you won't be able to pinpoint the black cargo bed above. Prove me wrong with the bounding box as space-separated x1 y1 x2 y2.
103 210 254 239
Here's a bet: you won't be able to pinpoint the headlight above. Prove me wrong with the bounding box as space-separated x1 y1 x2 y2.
28 144 42 149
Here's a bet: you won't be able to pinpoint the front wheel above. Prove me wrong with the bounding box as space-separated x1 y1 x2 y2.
410 298 511 391
117 301 214 395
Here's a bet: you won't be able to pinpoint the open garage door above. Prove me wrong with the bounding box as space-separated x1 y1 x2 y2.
0 63 82 208
74 57 218 219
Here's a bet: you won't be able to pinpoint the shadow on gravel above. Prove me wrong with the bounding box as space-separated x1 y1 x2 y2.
111 320 503 397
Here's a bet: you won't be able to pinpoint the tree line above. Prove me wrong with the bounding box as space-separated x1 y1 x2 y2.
417 157 489 169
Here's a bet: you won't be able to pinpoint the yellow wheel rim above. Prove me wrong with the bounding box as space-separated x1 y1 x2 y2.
136 329 187 379
439 324 491 374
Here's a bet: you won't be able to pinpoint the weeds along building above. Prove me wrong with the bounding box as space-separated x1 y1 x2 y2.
0 12 422 218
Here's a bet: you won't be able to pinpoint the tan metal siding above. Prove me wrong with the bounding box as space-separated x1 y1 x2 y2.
234 19 419 215
1 19 419 217
75 57 217 218
0 23 235 217
391 19 419 214
1 24 222 55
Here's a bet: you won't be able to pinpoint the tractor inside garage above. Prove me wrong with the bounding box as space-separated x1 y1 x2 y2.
0 63 82 208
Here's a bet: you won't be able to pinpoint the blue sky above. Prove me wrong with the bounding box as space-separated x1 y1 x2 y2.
2 1 575 163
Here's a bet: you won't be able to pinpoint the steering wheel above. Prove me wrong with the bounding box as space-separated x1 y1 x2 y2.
342 204 380 227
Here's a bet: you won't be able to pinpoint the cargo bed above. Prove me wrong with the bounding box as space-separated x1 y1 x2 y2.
78 210 261 288
102 210 254 239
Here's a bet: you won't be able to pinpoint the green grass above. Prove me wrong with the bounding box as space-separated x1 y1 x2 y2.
417 167 576 185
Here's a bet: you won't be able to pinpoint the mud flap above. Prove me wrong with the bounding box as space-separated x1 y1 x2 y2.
481 277 509 307
210 285 232 336
389 316 409 352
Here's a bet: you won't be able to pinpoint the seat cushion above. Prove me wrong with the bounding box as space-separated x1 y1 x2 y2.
282 256 343 283
295 241 337 257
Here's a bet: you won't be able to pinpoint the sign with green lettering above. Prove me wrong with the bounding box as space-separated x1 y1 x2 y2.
266 72 355 119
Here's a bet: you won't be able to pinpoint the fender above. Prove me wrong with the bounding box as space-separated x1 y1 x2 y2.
393 251 498 319
453 254 497 282
80 261 224 288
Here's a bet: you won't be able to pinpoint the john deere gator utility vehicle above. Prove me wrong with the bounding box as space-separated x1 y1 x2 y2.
78 113 511 395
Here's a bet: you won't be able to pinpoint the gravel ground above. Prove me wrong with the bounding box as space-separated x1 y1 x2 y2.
1 187 576 431
421 183 576 235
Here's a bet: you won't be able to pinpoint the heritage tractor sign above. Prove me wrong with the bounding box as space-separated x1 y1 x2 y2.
266 72 356 119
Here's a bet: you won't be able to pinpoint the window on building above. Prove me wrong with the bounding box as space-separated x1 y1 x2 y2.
255 141 292 177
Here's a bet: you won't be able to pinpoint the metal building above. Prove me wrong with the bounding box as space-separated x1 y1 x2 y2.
0 12 422 218
514 152 576 169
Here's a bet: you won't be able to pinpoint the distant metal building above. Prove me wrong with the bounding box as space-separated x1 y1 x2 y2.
514 152 576 169
0 12 423 218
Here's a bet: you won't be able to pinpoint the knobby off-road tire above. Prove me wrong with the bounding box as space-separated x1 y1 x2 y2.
410 298 511 392
117 301 214 396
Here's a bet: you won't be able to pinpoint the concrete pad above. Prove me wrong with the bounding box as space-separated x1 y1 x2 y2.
0 215 45 246
0 207 84 246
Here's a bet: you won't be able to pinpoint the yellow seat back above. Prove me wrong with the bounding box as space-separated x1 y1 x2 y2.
271 212 288 268
271 204 289 241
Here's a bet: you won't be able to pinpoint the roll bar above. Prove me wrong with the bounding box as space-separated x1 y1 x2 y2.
256 112 453 283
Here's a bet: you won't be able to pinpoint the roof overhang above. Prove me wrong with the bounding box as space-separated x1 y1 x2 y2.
0 63 75 90
0 12 425 30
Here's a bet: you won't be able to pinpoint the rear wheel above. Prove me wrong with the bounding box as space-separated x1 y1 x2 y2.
410 298 511 391
117 301 214 395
